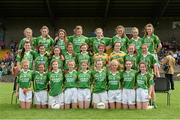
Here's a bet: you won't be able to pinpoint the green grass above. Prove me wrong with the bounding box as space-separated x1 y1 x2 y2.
0 82 180 119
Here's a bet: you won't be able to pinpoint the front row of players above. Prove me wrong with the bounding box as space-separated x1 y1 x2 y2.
16 59 154 110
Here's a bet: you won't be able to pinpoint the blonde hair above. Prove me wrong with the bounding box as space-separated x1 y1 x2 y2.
115 25 126 37
40 25 49 32
23 28 32 36
144 23 154 36
131 27 139 34
21 59 29 67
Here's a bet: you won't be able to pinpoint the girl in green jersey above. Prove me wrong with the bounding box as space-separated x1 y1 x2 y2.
16 60 33 109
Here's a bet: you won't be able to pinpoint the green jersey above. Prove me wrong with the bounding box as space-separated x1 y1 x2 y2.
142 34 160 54
124 54 137 70
112 35 129 53
55 39 67 55
136 73 154 89
33 71 48 91
16 50 35 70
108 71 121 90
92 68 107 93
76 52 91 67
17 69 33 89
128 37 142 54
64 70 77 88
36 36 54 53
89 37 111 53
68 35 88 53
122 69 136 89
77 70 92 89
18 37 36 50
48 70 63 96
64 52 76 70
136 53 157 73
34 53 49 70
50 55 64 69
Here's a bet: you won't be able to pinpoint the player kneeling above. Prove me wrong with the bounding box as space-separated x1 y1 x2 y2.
33 63 48 109
136 62 153 109
92 60 108 109
48 60 64 109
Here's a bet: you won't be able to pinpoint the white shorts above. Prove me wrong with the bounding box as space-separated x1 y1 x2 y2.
48 93 64 107
34 90 48 105
108 89 122 103
78 88 91 102
136 88 149 102
19 88 32 102
122 89 135 105
64 88 78 104
92 91 108 104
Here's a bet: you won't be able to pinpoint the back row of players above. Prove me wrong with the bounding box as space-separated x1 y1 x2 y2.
15 24 162 110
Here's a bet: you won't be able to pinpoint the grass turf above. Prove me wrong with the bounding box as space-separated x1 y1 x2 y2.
0 82 180 119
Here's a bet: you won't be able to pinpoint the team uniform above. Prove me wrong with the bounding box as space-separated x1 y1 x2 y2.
112 35 129 53
109 51 126 71
17 69 33 102
18 37 37 50
50 55 64 70
33 71 48 105
128 37 142 54
68 35 89 54
48 70 64 107
34 53 49 71
64 52 76 70
122 69 137 105
93 53 108 66
36 36 54 54
136 73 154 102
107 71 122 103
136 53 157 74
92 68 108 104
64 70 78 104
124 54 138 70
77 70 92 102
16 50 35 70
55 39 67 55
89 37 111 53
76 52 91 68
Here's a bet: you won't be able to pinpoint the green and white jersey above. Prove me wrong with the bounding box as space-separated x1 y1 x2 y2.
77 70 92 89
136 73 154 89
122 69 137 89
128 37 142 54
76 52 91 67
17 69 33 89
64 52 76 70
68 35 88 53
48 70 63 96
55 39 67 55
18 37 36 50
33 71 48 91
124 54 138 70
142 34 160 54
92 68 107 93
64 70 77 88
50 55 64 69
89 37 111 53
108 71 121 90
112 35 129 53
136 53 157 73
36 36 54 53
34 53 49 71
16 50 35 70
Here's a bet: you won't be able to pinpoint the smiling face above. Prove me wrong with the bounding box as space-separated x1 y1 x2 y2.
125 60 132 70
116 27 124 36
141 44 148 54
24 29 32 38
95 28 103 38
39 45 45 54
52 61 58 71
146 26 153 36
58 31 65 39
24 42 31 51
81 61 88 70
114 42 121 52
41 28 49 37
67 61 75 70
95 60 103 70
110 60 119 72
22 60 29 70
139 63 147 73
80 44 88 52
131 28 139 38
98 45 105 53
38 64 45 73
67 44 73 54
54 47 61 56
127 45 135 54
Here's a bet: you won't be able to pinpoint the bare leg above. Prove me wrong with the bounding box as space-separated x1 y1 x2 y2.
93 103 97 109
72 103 78 109
123 104 128 109
116 103 122 109
35 104 41 109
20 101 26 109
25 102 31 109
42 104 48 109
142 102 148 109
78 101 84 109
105 103 109 109
129 104 135 109
136 102 142 109
84 101 90 109
109 102 115 109
65 104 70 109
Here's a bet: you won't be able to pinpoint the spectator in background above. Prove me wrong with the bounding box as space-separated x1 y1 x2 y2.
162 51 176 90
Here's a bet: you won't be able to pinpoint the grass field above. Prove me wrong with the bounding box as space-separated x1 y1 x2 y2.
0 82 180 119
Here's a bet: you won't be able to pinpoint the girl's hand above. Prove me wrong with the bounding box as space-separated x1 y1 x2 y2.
148 95 151 99
61 55 65 61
